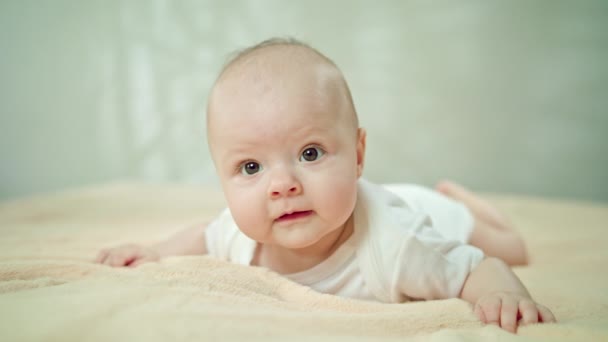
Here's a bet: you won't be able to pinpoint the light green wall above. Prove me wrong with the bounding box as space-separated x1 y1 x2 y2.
1 1 607 202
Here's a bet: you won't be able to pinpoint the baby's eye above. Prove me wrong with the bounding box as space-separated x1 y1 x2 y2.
240 161 262 175
300 147 325 162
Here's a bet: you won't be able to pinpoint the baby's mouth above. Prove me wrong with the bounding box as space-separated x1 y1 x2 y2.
276 210 313 222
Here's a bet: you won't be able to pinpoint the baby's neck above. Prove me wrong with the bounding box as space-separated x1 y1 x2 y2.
253 216 354 274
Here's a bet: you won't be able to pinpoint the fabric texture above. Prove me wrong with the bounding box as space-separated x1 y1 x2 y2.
1 183 607 341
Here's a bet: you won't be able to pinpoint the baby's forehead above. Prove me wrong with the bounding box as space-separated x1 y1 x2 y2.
207 43 358 136
217 45 339 95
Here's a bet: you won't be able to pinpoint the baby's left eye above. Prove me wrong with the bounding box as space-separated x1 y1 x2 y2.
300 147 325 162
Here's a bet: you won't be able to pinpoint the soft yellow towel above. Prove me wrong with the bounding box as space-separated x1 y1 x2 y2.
1 183 607 341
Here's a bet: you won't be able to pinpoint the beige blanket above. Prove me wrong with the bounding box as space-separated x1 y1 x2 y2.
1 183 607 341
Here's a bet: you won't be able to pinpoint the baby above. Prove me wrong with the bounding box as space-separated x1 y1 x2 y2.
96 38 555 333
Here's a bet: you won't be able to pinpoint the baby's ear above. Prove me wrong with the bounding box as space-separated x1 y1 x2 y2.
356 128 367 177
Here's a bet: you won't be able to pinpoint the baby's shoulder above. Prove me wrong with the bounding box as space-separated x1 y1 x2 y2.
355 179 431 238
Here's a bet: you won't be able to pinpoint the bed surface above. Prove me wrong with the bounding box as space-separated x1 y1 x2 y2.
1 183 607 341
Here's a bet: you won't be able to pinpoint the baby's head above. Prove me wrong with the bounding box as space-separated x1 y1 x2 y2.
206 38 366 250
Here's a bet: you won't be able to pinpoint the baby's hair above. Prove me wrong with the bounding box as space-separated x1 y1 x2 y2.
220 37 335 75
214 37 359 129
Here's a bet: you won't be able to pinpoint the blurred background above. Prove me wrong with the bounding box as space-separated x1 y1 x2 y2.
1 0 607 203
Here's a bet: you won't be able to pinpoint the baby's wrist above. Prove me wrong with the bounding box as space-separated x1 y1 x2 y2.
148 242 169 258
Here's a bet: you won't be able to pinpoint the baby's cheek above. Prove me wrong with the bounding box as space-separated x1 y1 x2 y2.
318 179 357 221
227 190 266 238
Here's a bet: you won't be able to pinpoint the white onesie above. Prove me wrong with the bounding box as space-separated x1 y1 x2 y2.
204 178 484 303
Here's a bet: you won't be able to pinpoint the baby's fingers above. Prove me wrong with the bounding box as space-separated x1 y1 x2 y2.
500 296 519 333
476 296 502 326
95 249 110 264
103 247 138 267
518 299 539 325
127 257 154 268
537 304 557 323
108 254 137 267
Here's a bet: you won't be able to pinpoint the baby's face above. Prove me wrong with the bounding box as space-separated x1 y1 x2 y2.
207 57 365 251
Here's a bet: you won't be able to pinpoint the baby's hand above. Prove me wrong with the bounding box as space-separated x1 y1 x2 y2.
474 291 556 333
95 244 160 267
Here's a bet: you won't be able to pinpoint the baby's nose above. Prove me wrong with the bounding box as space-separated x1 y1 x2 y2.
268 170 302 198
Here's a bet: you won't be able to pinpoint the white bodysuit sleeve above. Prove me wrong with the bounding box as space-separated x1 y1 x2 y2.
393 214 485 300
383 184 474 243
204 208 257 265
203 208 239 261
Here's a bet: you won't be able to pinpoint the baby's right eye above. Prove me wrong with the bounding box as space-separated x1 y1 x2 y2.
240 161 262 175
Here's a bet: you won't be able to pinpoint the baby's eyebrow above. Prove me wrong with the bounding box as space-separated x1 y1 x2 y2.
220 150 254 165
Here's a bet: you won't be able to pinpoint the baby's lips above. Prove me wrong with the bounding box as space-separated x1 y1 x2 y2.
276 210 313 222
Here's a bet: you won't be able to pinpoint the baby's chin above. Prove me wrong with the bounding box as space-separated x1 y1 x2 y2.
269 228 327 250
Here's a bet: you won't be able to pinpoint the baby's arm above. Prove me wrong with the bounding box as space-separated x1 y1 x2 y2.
95 223 208 267
460 257 556 333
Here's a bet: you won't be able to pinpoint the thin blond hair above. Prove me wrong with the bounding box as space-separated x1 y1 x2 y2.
213 37 359 128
